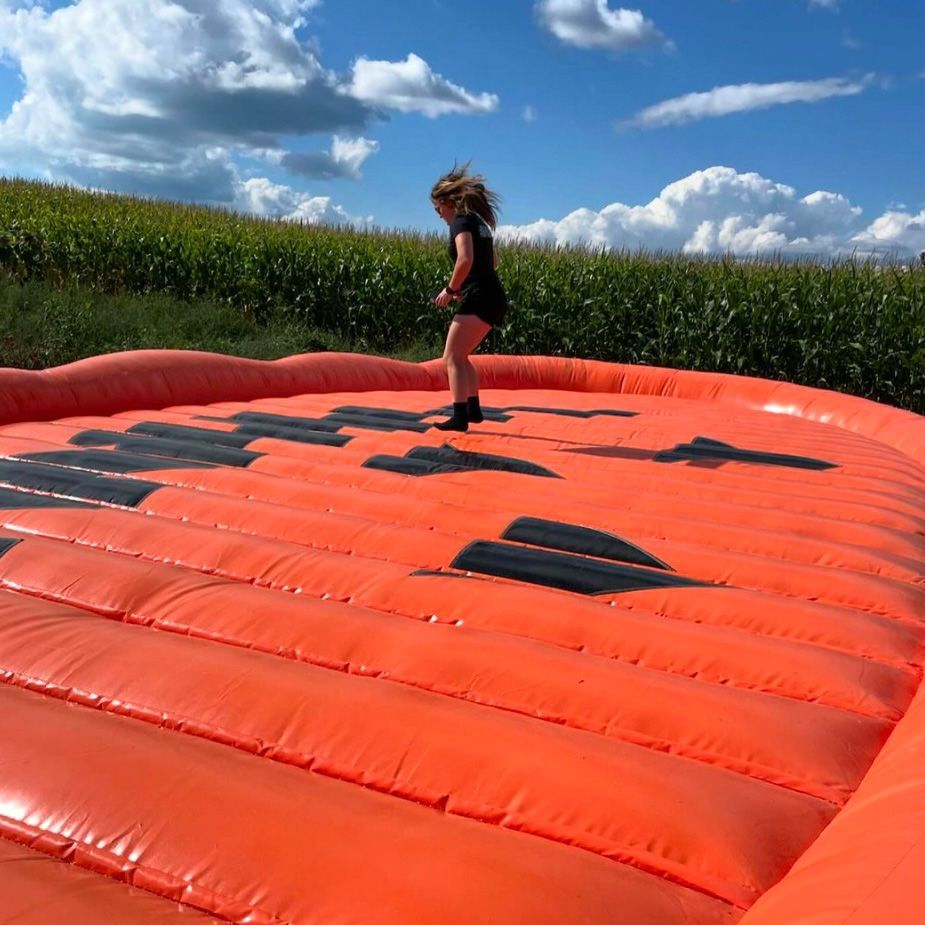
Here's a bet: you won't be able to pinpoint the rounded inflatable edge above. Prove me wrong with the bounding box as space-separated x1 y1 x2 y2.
0 350 444 427
466 355 925 465
0 349 921 462
737 674 925 925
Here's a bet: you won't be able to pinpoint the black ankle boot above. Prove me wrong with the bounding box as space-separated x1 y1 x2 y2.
467 395 483 423
434 401 469 432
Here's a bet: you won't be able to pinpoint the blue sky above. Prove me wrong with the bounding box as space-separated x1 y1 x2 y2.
0 0 923 257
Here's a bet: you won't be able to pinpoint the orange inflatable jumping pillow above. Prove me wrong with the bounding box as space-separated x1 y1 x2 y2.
0 351 922 925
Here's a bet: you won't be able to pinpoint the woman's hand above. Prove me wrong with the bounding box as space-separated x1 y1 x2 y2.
433 287 458 308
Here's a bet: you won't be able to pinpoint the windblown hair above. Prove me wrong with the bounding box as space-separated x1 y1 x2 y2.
430 162 501 229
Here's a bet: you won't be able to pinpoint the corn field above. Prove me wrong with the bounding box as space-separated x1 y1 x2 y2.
1 178 923 412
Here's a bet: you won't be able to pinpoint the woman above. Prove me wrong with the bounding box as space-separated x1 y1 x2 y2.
431 164 509 432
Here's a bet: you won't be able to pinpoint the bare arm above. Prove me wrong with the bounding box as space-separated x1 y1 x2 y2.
449 231 473 289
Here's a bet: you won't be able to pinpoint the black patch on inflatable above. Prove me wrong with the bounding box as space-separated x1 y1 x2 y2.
323 410 432 433
501 517 671 570
408 446 562 478
362 455 473 477
233 422 351 446
424 406 636 420
196 412 343 434
200 402 638 438
0 486 95 510
499 406 637 419
0 459 161 506
428 405 638 421
198 407 425 434
197 403 637 436
333 406 429 422
362 446 562 479
0 537 22 558
127 422 256 448
70 430 262 468
334 405 505 427
20 449 214 474
655 436 838 470
206 405 430 439
451 541 702 595
126 421 349 448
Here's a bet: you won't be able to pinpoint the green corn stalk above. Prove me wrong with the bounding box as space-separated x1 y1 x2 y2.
1 177 922 412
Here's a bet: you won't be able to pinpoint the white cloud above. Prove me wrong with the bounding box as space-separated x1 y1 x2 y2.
851 209 925 257
281 135 380 180
0 2 496 219
0 0 378 204
522 105 538 122
235 176 372 227
535 0 671 52
624 75 874 128
809 0 839 10
347 53 498 118
496 165 921 259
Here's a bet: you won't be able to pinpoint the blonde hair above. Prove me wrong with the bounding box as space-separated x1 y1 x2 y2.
430 162 501 229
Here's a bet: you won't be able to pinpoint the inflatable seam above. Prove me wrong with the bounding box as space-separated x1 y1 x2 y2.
0 670 749 909
0 489 915 723
0 821 279 924
0 498 910 723
0 575 848 806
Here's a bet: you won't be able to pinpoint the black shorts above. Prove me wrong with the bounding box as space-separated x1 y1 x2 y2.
456 282 508 328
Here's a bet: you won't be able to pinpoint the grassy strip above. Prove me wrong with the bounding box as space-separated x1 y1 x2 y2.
0 276 439 369
1 178 923 412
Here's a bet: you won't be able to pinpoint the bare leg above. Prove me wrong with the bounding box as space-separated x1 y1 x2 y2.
435 315 492 431
465 353 479 398
443 314 491 403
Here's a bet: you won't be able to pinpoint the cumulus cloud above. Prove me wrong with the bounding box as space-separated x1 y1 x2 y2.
281 135 380 180
851 209 925 257
535 0 671 52
624 75 874 128
0 0 378 203
347 53 498 118
0 0 495 217
235 175 372 227
0 1 372 149
496 165 921 259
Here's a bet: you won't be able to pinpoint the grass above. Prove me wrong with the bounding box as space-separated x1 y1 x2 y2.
0 275 440 370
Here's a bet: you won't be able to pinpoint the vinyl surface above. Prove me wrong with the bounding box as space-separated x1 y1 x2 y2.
0 351 922 925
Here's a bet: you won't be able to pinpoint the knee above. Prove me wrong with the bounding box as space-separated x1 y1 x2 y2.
443 350 465 367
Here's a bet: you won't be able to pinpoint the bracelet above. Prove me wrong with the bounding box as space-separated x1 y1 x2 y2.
446 285 459 295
